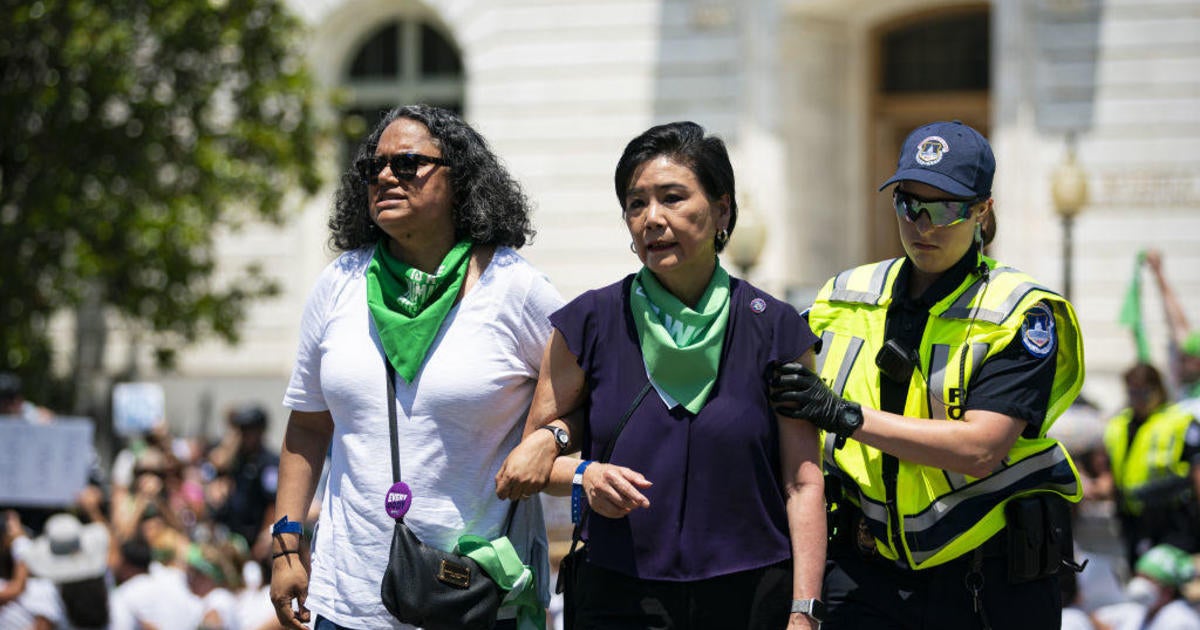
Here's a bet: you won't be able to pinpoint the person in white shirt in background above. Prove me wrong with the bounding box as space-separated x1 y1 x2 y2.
185 542 241 630
1094 544 1200 630
109 536 201 630
0 510 35 630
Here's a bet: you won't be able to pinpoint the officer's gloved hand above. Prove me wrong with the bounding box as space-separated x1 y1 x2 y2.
770 362 864 447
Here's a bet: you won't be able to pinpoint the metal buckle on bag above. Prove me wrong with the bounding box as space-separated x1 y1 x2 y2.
437 559 472 588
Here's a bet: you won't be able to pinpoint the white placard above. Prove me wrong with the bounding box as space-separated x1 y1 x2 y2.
0 418 94 507
112 382 165 437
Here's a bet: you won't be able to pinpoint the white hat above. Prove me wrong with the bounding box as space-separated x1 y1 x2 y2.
24 513 109 583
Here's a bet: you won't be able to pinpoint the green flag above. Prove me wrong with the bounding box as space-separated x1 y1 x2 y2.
1118 250 1151 362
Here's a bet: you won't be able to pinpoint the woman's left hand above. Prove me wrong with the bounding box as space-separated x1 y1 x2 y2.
787 613 816 630
495 431 559 500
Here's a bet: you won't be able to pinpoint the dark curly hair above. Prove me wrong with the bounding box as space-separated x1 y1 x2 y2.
329 105 535 252
613 121 738 252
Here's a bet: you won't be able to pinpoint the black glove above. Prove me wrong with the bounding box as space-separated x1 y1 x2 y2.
770 362 863 448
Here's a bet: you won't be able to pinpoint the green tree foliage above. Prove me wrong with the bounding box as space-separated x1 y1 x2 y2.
0 0 326 406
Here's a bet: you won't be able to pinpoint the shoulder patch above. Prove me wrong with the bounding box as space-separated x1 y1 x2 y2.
1020 303 1056 358
1185 421 1200 448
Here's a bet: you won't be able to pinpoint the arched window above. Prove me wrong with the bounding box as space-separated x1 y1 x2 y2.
881 11 989 93
341 18 464 159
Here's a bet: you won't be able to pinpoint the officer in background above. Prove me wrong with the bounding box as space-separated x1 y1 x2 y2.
209 404 279 551
1095 362 1200 570
772 121 1086 628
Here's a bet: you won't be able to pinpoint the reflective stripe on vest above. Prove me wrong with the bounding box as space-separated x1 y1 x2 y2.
807 256 1086 569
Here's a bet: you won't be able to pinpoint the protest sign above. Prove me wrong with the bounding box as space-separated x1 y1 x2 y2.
0 418 94 507
112 381 165 437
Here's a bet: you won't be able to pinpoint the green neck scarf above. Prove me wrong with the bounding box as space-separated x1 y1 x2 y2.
629 264 730 414
366 239 473 383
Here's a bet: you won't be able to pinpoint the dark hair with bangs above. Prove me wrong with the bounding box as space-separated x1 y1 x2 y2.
613 121 737 252
328 105 535 252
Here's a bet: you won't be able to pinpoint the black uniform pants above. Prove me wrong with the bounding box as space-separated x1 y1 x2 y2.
823 540 1061 630
573 559 793 630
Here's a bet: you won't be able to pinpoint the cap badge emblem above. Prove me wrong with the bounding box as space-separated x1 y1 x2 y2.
915 136 949 166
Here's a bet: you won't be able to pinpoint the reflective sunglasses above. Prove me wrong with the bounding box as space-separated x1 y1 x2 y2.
355 152 450 184
892 190 981 227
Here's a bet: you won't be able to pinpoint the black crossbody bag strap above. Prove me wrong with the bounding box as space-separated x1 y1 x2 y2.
385 361 518 533
566 380 653 548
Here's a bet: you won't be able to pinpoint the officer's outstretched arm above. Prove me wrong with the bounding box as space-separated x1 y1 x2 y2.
772 362 1025 477
853 407 1025 478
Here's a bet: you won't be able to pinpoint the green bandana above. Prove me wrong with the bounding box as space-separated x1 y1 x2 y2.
456 534 544 630
366 240 473 383
629 265 730 414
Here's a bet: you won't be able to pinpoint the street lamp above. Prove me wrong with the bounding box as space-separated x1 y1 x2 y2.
1051 134 1088 301
726 201 767 277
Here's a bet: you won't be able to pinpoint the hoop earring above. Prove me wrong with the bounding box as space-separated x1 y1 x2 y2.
630 241 637 253
715 229 729 247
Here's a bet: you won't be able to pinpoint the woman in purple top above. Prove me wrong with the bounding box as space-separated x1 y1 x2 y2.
496 122 826 630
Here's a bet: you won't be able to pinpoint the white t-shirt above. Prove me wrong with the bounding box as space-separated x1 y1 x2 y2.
108 570 202 630
1095 600 1200 630
0 577 36 630
1061 607 1097 630
235 585 277 630
199 587 240 630
284 246 563 630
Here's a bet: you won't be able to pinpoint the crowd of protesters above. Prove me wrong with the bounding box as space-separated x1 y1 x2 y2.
1 386 288 630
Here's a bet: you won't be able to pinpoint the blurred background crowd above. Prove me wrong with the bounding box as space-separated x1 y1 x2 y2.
1 399 289 630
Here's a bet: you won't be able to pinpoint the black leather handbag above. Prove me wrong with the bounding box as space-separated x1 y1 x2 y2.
379 362 518 630
556 382 651 630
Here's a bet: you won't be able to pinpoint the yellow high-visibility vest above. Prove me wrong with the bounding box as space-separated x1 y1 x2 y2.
807 256 1085 570
1103 403 1194 514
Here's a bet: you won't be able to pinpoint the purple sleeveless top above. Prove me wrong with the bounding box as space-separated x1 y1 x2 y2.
551 274 818 581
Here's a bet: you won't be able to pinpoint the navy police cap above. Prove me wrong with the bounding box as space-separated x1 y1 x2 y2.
879 120 995 200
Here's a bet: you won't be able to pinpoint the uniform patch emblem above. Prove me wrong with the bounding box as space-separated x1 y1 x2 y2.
1020 303 1056 358
915 135 949 166
750 298 766 313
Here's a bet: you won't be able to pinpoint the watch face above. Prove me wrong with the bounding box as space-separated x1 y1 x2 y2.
543 425 569 451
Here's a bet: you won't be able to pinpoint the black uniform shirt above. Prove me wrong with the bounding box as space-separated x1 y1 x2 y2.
882 247 1057 436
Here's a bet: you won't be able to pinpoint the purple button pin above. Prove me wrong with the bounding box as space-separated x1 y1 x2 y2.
385 481 413 519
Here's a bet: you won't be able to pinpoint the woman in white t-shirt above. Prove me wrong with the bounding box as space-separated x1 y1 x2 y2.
270 105 563 630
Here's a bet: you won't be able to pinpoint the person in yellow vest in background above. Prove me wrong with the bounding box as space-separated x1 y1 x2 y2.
1094 362 1200 572
770 120 1087 629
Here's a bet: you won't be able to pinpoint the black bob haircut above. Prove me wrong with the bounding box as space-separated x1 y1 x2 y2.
329 104 535 252
613 121 738 253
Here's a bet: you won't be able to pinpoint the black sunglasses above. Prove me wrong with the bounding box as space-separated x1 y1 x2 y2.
355 152 450 184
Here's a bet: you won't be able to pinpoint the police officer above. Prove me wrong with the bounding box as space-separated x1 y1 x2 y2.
1098 362 1200 570
772 121 1085 629
211 404 280 547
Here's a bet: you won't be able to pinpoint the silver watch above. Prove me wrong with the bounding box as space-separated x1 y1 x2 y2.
791 598 825 627
539 424 570 455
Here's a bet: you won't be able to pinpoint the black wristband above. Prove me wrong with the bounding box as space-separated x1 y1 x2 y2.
832 401 864 449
